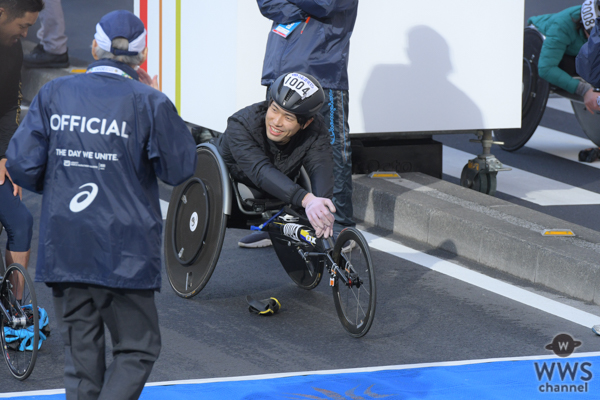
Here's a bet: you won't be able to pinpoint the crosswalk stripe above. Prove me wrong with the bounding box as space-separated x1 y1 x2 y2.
526 125 599 167
362 231 600 328
443 146 600 205
160 199 169 220
545 97 574 114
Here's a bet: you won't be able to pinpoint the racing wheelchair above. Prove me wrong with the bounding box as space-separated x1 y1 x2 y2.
164 143 376 338
0 222 40 380
494 26 600 152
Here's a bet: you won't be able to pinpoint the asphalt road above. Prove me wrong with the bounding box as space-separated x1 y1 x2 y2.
4 0 600 395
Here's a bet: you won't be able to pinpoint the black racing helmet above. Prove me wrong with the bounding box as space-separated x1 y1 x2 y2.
268 72 325 119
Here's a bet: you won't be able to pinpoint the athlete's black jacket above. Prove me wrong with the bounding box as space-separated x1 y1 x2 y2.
213 101 333 206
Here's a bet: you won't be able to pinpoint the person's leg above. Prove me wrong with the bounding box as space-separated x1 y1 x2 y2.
237 183 273 248
320 89 355 232
37 0 67 55
0 176 33 299
52 283 106 400
93 287 161 400
24 0 68 68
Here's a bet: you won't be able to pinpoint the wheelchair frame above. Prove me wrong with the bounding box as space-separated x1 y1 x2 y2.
164 143 376 337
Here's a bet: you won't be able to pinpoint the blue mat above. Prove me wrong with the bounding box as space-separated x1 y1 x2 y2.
5 355 599 399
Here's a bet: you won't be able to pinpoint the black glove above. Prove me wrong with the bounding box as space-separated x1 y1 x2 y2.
578 148 600 162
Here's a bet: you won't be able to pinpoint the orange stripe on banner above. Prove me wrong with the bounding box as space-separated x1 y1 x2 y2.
139 0 148 72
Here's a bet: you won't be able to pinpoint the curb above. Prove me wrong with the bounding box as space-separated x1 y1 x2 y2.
352 172 600 305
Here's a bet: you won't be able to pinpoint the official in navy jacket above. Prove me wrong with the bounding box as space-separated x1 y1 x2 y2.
6 11 196 400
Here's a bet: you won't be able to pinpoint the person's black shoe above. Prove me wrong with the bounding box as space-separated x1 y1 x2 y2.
23 46 69 68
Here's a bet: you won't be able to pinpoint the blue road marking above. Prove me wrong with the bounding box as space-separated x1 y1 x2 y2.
4 354 600 399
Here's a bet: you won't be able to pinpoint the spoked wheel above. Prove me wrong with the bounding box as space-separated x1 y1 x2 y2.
331 228 376 338
270 225 324 290
164 144 230 298
0 263 39 380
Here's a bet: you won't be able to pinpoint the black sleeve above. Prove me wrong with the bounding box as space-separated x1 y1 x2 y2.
0 107 19 159
225 115 307 206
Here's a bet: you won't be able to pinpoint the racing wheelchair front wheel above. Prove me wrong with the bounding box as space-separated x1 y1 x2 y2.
0 263 39 380
164 144 230 298
331 228 376 338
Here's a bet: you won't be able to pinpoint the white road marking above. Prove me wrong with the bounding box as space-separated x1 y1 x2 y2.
526 125 600 168
160 199 169 220
546 97 574 114
361 231 600 328
444 146 600 205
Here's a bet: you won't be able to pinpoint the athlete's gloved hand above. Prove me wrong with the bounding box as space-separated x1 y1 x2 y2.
302 193 336 238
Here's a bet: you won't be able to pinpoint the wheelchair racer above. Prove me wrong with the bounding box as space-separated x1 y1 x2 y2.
529 1 600 113
213 72 336 242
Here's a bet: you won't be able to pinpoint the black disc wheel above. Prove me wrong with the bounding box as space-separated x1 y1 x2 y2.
331 228 376 338
495 27 549 152
1 263 39 380
164 145 229 298
271 229 324 290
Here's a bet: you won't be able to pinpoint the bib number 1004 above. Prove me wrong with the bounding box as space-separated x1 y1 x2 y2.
283 73 318 99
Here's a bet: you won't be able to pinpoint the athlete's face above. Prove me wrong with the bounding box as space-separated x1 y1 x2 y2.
265 102 311 144
0 9 38 47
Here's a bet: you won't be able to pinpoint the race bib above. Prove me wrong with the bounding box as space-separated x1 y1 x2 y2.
273 21 301 38
283 73 318 99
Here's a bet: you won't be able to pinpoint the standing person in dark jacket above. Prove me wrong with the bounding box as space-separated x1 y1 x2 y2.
6 10 197 400
214 72 336 239
0 0 42 275
239 0 357 248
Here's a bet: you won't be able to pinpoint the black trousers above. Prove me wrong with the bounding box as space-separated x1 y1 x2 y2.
52 283 161 400
320 89 355 228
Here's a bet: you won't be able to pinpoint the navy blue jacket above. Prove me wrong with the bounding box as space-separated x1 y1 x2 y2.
577 18 600 87
258 0 358 90
6 59 197 290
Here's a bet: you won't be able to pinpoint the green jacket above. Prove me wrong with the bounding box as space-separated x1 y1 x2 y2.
528 5 587 93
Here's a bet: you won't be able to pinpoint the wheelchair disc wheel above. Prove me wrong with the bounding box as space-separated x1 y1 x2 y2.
270 232 324 290
571 101 600 147
495 27 549 152
331 228 376 338
1 264 39 380
164 146 229 298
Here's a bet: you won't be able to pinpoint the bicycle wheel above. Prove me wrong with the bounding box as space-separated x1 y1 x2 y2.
0 263 39 380
331 228 376 338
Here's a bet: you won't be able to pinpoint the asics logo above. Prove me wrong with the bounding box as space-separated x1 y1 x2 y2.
69 183 99 212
